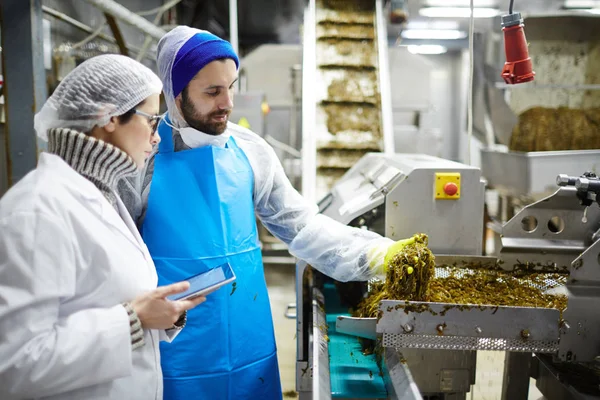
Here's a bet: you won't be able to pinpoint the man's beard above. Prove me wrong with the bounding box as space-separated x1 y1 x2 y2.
180 86 230 136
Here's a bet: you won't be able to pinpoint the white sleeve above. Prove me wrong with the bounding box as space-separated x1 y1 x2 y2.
253 143 393 282
0 212 133 399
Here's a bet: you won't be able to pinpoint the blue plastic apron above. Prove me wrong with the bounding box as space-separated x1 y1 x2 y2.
142 118 282 400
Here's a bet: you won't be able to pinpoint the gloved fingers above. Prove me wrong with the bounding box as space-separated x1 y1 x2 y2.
367 243 388 275
384 236 418 267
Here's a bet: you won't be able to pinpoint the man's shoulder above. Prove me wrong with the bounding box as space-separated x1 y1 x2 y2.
227 122 268 146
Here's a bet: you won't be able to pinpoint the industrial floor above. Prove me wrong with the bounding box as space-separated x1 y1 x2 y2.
264 263 548 400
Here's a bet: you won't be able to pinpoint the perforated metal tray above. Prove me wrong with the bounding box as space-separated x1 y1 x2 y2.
377 300 561 353
337 256 565 353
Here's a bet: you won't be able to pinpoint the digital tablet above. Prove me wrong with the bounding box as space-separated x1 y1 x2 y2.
167 262 236 301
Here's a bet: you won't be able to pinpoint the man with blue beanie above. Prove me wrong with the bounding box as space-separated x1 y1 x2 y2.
119 25 412 399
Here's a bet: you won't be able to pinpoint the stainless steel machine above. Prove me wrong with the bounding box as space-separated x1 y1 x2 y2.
295 152 600 400
296 152 486 400
497 172 600 400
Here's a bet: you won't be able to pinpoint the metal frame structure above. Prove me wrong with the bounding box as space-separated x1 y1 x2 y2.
1 0 186 189
0 0 47 187
300 0 395 205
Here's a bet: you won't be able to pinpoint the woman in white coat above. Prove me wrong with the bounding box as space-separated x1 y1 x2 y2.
0 54 205 400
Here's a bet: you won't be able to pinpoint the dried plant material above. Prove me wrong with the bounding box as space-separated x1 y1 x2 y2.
428 267 568 313
316 135 382 150
320 103 381 139
317 167 347 180
510 107 600 152
313 0 382 196
317 39 376 68
316 68 379 105
316 0 374 25
575 108 600 149
354 234 435 318
352 237 569 319
316 23 375 40
317 9 373 25
317 149 367 168
321 0 375 12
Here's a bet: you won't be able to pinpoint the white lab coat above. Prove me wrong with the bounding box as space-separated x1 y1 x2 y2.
0 153 172 400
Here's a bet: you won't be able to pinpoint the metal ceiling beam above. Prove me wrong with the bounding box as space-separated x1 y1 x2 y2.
81 0 166 41
0 0 47 187
104 12 129 56
41 6 156 61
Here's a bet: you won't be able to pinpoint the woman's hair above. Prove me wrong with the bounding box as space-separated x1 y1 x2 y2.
117 109 137 125
117 100 145 125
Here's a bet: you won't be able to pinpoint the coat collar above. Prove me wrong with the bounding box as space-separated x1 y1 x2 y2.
38 153 148 256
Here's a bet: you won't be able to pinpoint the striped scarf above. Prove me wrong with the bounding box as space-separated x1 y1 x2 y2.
47 128 138 208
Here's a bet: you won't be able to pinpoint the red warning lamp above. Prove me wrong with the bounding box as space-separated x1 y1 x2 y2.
501 12 535 85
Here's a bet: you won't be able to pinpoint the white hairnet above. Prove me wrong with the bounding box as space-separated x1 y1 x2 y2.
34 54 162 141
156 26 200 129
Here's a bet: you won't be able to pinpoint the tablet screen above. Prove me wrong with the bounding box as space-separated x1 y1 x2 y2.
167 263 235 301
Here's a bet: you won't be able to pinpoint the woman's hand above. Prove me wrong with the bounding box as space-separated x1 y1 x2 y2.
130 282 206 329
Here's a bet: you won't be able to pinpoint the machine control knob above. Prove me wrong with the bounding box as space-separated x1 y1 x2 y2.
443 182 458 196
576 177 590 190
556 174 574 186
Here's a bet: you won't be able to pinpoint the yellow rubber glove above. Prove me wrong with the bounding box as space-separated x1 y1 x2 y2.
383 236 419 272
367 236 418 278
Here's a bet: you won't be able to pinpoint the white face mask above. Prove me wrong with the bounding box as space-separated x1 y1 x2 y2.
162 116 230 149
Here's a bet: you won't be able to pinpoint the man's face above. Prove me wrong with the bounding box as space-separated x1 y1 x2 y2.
177 58 238 136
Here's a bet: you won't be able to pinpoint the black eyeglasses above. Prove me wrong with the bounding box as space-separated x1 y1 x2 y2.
134 110 162 135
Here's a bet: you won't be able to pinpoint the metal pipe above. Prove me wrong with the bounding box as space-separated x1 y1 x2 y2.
300 0 317 203
42 6 104 37
229 0 239 55
375 0 395 154
136 0 183 62
289 64 301 151
81 0 166 41
104 13 130 56
136 10 165 62
71 22 106 50
41 6 156 60
137 0 178 17
229 0 239 91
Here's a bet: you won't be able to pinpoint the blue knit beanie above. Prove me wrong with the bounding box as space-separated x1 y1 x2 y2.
168 30 240 98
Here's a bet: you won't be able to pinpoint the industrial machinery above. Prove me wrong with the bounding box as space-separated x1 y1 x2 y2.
476 14 600 219
295 0 600 398
295 152 600 399
296 152 487 399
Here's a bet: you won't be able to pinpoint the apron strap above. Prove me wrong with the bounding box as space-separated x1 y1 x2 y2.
157 113 175 154
226 135 239 149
